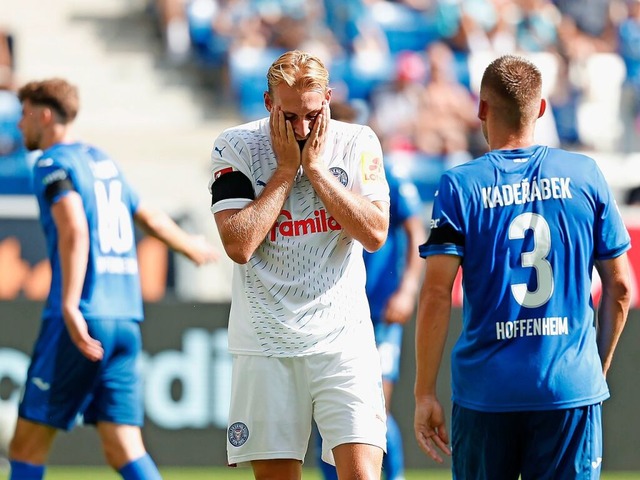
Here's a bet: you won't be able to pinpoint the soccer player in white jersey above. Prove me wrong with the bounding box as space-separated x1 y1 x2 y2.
209 50 390 479
414 54 632 479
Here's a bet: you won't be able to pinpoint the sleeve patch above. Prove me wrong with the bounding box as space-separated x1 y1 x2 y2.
361 152 384 183
214 167 235 180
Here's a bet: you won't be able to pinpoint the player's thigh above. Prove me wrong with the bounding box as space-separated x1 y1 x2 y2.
18 317 101 430
451 404 521 480
521 404 602 480
312 347 387 466
83 320 143 426
333 442 383 480
227 355 313 465
251 458 303 480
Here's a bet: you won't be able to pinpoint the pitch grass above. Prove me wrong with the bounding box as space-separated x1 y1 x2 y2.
0 468 639 479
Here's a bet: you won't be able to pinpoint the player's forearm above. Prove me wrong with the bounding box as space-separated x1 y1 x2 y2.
216 168 296 263
400 217 427 296
304 166 389 251
414 286 451 399
597 288 630 376
595 254 631 375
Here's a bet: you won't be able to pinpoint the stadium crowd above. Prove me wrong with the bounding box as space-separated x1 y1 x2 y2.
3 0 640 205
147 0 640 207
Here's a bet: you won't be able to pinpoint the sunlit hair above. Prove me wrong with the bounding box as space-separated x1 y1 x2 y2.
266 50 329 95
480 55 542 128
17 78 79 124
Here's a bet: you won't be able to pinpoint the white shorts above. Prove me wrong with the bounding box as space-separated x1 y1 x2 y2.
226 346 387 466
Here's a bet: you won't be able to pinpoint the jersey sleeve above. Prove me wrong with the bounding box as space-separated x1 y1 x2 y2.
419 172 465 258
208 130 255 214
349 125 390 204
32 154 74 206
593 167 631 259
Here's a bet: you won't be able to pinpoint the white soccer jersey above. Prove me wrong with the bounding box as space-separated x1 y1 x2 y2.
209 117 390 357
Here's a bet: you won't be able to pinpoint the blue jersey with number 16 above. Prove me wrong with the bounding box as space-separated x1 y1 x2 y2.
32 142 143 321
420 145 630 412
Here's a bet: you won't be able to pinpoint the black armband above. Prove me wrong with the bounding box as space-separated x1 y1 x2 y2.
426 224 465 247
211 171 255 206
44 178 75 204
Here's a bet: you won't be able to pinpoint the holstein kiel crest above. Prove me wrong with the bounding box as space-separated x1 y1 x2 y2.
228 422 249 447
329 167 348 186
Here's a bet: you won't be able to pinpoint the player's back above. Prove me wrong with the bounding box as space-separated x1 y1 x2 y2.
33 142 144 321
435 144 630 411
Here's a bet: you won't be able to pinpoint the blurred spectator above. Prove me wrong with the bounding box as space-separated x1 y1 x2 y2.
0 29 34 195
153 0 192 65
514 0 561 53
369 50 427 152
554 0 618 59
413 41 481 165
618 0 640 153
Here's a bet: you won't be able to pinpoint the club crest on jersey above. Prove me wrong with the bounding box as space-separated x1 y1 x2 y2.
214 167 235 180
360 152 384 183
329 167 348 186
228 422 249 447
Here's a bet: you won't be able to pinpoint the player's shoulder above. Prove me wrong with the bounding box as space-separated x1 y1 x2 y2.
329 119 375 143
218 117 269 143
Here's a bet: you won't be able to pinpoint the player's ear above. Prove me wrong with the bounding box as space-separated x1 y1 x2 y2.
325 88 332 103
538 98 547 119
477 99 488 121
264 91 272 112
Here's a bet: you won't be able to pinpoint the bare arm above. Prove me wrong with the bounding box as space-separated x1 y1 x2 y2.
213 167 298 264
384 215 427 324
134 203 219 265
303 103 389 252
595 253 631 376
52 192 104 362
214 106 301 264
414 254 460 463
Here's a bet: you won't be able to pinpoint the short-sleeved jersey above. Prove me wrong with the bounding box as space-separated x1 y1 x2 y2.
209 118 390 357
32 142 143 321
420 145 631 412
364 164 423 322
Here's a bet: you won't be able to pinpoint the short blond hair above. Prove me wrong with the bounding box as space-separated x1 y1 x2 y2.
266 50 329 95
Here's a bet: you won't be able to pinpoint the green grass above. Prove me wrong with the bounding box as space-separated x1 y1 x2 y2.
0 468 638 479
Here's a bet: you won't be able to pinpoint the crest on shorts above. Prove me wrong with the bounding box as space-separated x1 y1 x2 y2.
228 422 249 447
329 167 348 186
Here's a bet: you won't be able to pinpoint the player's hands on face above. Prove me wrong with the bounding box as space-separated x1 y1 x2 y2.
301 101 329 173
62 306 104 362
269 104 301 175
414 394 451 463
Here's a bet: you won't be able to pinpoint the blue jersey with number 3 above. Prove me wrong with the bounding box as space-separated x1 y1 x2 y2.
421 145 630 412
32 142 143 321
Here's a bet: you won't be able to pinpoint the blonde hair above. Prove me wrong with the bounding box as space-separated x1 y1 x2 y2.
266 50 329 95
480 55 542 128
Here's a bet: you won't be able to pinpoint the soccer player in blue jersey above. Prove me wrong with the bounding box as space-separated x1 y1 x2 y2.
414 54 632 479
8 78 218 480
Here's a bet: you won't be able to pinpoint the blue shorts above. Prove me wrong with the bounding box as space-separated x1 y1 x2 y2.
373 322 403 383
451 403 603 480
19 317 143 430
